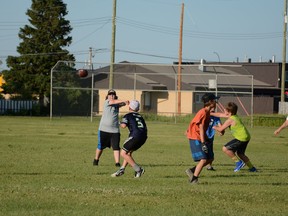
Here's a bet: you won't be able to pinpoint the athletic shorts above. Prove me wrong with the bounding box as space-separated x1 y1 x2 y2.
97 130 120 150
122 136 147 153
189 139 214 162
224 139 249 154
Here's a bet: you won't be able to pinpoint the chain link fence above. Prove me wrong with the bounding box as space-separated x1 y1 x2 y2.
50 61 255 124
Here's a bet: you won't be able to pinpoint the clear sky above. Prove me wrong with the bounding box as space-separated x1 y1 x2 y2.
0 0 285 70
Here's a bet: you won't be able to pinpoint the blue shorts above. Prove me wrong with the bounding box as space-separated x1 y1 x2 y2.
189 139 214 162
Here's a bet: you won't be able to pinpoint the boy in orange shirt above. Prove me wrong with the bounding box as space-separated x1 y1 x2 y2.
185 93 219 184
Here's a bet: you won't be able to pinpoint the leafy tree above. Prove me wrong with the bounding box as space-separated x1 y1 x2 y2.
2 0 75 114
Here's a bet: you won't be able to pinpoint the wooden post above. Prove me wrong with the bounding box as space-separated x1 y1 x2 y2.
177 3 184 115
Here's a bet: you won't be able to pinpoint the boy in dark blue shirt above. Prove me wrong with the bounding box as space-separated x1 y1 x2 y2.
206 108 223 171
111 100 148 178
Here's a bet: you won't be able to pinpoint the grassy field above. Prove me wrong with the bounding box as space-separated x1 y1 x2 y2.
0 116 288 216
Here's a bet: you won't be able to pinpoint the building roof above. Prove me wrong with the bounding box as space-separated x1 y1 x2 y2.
91 62 279 91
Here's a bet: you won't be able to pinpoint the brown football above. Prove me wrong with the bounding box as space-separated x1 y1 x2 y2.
78 69 88 78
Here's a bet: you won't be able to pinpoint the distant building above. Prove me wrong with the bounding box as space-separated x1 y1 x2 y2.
51 60 288 116
89 61 286 115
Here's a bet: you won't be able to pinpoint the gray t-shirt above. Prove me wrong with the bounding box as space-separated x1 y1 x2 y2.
99 100 120 133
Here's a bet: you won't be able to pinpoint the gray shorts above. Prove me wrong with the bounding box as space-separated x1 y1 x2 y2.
225 139 249 154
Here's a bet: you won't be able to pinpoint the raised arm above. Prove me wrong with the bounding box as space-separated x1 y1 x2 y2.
109 99 129 107
210 111 229 118
213 118 233 133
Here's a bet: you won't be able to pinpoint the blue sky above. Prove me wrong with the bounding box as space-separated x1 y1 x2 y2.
0 0 285 69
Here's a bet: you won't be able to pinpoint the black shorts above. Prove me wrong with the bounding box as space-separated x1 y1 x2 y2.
122 136 147 153
224 139 249 154
97 130 120 150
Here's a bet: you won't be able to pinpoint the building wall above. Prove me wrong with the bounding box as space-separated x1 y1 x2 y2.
97 90 194 116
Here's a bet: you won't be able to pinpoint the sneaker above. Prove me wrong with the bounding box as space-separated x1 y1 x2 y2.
115 163 121 167
234 160 245 172
134 167 145 178
111 168 125 177
249 167 257 172
207 166 215 171
93 159 99 166
190 178 198 184
185 168 194 182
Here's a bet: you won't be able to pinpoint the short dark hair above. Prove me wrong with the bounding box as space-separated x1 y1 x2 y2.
108 89 116 95
202 93 219 103
226 102 238 115
201 93 219 107
106 89 118 99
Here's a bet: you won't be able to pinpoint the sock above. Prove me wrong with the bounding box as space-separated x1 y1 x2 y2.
232 156 240 163
190 166 196 173
120 166 125 170
133 164 141 172
246 161 254 169
192 175 198 181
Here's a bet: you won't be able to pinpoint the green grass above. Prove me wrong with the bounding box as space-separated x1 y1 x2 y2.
0 116 288 216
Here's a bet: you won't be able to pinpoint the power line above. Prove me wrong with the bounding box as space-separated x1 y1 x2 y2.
116 16 282 40
0 15 282 41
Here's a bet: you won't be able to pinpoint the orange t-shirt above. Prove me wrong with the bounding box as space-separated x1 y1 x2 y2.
186 108 210 140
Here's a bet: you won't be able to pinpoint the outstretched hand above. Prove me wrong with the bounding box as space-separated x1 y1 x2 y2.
274 130 280 136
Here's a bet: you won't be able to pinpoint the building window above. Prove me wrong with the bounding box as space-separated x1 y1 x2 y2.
195 94 204 103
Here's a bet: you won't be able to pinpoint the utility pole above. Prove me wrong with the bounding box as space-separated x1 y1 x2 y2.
177 3 184 115
109 0 117 89
281 0 287 103
89 47 93 70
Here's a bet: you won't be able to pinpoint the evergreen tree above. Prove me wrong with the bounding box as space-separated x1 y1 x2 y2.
2 0 75 114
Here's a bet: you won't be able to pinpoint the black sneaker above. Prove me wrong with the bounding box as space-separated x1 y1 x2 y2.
207 166 215 171
190 177 199 184
249 167 257 172
93 159 99 166
134 167 145 178
115 163 121 167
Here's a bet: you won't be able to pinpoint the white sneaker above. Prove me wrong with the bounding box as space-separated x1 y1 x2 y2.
111 168 125 177
134 167 145 178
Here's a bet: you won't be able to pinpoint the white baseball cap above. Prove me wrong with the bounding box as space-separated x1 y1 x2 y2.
129 100 140 111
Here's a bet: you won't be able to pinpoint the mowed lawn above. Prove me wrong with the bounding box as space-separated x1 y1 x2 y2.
0 116 287 216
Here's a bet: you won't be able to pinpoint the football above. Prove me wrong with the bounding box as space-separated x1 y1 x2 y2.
78 69 88 78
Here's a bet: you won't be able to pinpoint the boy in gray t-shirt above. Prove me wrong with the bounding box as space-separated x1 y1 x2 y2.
93 89 129 167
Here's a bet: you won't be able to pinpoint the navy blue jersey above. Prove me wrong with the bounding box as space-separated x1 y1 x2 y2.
121 112 147 138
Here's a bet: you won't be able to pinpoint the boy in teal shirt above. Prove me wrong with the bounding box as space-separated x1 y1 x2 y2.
212 102 257 172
